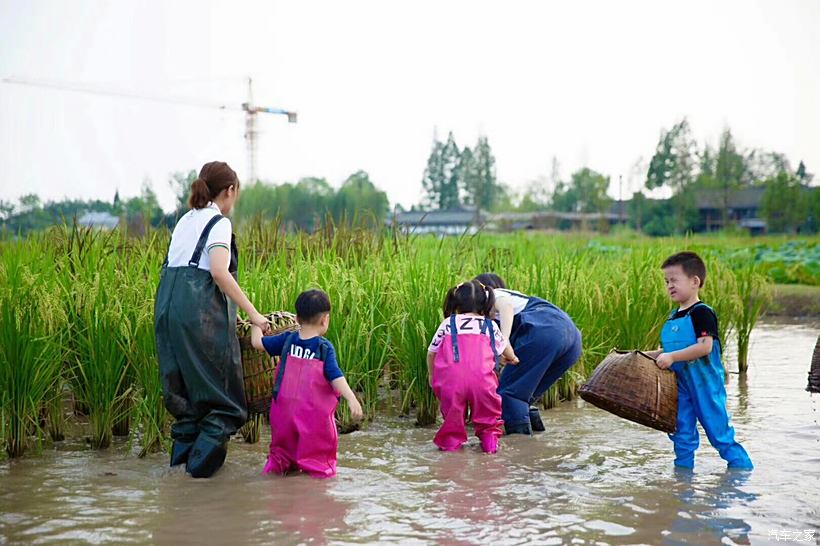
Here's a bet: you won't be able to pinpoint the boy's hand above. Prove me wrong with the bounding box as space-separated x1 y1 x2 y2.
348 397 364 422
656 353 674 369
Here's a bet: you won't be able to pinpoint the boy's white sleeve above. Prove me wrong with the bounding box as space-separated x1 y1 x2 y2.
427 319 448 354
205 217 232 253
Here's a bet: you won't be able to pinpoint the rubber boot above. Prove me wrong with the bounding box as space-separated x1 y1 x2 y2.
529 406 545 433
170 439 194 467
504 421 532 436
186 435 228 478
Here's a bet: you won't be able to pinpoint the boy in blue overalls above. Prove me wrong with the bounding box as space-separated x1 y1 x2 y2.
654 252 753 470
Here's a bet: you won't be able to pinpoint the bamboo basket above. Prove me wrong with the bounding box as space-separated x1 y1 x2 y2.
236 311 299 415
808 335 820 394
579 350 678 433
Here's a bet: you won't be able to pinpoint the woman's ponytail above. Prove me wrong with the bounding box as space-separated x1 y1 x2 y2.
188 161 239 210
188 178 211 209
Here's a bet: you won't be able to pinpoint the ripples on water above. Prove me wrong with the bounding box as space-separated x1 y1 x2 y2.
1 322 818 545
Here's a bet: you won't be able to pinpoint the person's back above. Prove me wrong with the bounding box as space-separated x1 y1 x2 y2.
249 289 362 478
427 281 513 454
430 313 501 397
166 203 232 272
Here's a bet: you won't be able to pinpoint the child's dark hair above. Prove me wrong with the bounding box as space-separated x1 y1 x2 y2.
661 252 707 287
295 289 332 324
474 273 506 290
443 280 496 318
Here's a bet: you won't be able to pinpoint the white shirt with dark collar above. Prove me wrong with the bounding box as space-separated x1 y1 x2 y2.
166 202 232 272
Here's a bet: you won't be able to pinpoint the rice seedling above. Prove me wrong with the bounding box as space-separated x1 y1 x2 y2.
733 264 772 374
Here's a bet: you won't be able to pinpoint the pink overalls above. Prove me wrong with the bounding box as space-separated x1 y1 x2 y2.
430 314 504 453
263 334 340 478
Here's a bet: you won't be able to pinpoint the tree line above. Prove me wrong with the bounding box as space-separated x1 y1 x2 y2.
0 170 389 235
2 119 816 235
417 121 816 235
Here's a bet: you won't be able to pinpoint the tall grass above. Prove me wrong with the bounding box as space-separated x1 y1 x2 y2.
0 223 778 458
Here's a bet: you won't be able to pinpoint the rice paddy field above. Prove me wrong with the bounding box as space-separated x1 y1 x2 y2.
2 222 813 460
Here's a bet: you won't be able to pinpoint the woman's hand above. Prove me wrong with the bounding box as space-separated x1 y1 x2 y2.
250 312 270 335
502 352 520 365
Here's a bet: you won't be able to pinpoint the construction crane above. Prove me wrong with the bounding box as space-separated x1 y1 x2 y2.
1 76 297 183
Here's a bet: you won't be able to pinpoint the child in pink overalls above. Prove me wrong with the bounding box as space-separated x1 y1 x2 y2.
427 280 519 454
250 289 362 478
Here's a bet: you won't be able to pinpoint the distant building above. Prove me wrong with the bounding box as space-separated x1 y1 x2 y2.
695 187 766 232
492 211 625 232
390 206 488 235
77 212 120 230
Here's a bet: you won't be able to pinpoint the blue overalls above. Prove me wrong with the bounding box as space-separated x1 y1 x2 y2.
498 293 583 431
661 303 753 470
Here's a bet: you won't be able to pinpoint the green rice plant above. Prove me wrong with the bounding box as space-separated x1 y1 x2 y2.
122 302 168 456
70 277 131 449
733 264 772 374
389 243 454 426
239 413 263 444
320 264 391 431
0 245 66 457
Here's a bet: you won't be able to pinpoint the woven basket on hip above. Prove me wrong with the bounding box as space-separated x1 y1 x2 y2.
236 311 300 415
579 349 678 433
808 335 820 394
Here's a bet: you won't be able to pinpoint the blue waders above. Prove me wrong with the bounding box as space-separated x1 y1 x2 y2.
154 215 247 478
661 303 753 469
498 295 582 433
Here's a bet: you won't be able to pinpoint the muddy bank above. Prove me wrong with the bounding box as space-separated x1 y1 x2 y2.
767 283 820 317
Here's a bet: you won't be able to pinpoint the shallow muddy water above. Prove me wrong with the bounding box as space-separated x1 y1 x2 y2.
1 321 818 545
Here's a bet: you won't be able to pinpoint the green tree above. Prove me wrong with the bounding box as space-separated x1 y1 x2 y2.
291 177 334 231
760 171 808 233
421 137 445 210
439 132 462 209
645 119 697 233
462 136 498 211
552 167 611 214
421 131 461 210
333 171 389 227
796 160 814 184
168 169 197 217
711 129 747 226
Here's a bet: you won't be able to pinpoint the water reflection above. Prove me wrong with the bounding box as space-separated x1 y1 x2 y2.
0 322 817 546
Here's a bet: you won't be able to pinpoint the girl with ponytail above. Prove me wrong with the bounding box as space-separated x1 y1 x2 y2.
426 280 518 454
155 161 268 478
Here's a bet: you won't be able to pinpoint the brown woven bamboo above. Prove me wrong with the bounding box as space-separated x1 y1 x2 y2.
807 335 820 394
236 311 299 415
579 349 678 433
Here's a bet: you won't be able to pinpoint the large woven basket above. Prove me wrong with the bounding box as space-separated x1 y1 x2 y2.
579 350 678 433
236 311 299 415
808 335 820 394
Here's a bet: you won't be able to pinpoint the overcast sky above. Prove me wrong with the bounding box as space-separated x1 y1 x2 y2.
1 0 818 211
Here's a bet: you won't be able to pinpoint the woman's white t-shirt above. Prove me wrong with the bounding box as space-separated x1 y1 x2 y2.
166 203 232 272
493 288 529 318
